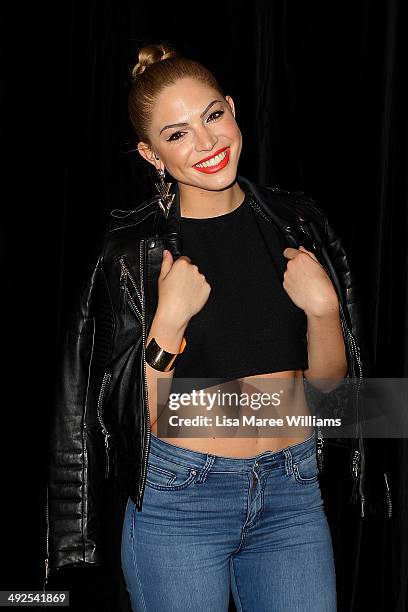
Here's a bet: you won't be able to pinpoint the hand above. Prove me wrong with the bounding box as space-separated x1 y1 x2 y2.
156 250 211 329
282 245 339 317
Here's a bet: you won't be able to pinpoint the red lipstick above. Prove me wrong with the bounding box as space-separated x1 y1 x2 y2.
193 147 230 174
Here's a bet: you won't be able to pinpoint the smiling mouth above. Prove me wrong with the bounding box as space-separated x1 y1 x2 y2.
193 147 229 168
193 147 231 173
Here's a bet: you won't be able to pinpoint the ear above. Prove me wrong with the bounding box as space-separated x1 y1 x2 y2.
225 95 236 119
137 141 162 169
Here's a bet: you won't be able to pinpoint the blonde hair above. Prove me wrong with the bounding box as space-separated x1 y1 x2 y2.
128 42 225 143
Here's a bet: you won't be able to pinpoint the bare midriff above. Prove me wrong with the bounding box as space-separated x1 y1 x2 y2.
150 369 313 458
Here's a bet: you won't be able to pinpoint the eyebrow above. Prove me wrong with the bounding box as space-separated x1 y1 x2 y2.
159 99 223 135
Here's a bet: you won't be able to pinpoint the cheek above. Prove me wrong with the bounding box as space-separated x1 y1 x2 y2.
162 144 191 170
222 116 242 140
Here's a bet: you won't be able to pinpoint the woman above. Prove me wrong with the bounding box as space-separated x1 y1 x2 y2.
119 42 346 611
44 42 380 611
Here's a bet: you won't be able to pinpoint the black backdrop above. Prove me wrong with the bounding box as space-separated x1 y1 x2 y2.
2 1 407 611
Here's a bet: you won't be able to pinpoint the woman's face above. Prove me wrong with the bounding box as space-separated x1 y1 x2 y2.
138 77 242 191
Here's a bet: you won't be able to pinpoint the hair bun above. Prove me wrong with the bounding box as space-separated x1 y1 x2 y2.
131 43 178 80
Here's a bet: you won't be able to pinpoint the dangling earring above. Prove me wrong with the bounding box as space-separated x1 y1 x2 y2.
154 167 175 218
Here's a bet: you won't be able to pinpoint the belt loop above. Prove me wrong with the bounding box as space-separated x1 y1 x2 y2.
283 448 293 475
195 454 215 484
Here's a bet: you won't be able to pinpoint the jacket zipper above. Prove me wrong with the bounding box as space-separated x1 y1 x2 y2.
97 371 112 479
384 472 393 518
119 257 142 322
43 484 50 592
136 239 151 510
316 428 324 473
337 296 365 515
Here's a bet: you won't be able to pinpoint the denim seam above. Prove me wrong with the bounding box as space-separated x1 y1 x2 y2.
283 448 293 475
230 479 251 556
130 498 135 541
148 449 199 470
195 454 215 483
230 557 245 612
293 462 319 484
244 470 264 529
145 471 196 491
148 464 176 480
131 504 147 612
231 525 248 556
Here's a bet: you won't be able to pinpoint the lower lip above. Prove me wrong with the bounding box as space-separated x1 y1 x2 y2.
193 148 231 174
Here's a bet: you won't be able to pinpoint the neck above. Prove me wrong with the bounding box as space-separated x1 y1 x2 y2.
178 179 246 219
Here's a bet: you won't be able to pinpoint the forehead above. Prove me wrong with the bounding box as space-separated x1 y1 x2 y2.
152 77 222 123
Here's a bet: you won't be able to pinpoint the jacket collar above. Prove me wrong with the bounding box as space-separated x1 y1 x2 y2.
152 174 314 238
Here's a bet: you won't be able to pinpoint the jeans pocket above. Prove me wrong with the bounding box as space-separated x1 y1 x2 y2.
146 451 198 491
292 450 319 485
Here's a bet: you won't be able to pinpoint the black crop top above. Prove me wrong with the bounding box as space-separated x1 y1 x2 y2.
172 190 308 389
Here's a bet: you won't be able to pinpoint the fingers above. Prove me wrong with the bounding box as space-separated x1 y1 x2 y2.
159 250 194 280
159 249 173 278
283 245 318 262
298 245 319 262
283 247 300 259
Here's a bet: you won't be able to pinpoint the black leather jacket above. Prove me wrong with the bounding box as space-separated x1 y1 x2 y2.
43 174 393 587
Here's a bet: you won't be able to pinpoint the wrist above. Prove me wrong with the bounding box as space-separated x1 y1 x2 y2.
305 300 340 319
148 312 187 354
154 308 189 334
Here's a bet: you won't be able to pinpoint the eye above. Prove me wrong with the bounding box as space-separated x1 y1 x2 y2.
207 110 224 122
166 110 225 142
167 131 186 142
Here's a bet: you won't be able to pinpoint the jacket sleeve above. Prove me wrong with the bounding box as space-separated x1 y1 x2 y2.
320 210 373 377
294 193 373 377
298 195 374 421
44 250 114 583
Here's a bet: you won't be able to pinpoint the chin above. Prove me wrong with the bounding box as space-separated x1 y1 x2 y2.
190 165 239 191
208 173 238 191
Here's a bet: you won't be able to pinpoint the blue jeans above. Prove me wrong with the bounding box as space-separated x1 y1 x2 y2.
121 431 337 611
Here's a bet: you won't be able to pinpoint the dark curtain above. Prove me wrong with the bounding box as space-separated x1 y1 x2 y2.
2 1 407 610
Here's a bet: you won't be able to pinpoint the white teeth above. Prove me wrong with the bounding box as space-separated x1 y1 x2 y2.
195 149 228 168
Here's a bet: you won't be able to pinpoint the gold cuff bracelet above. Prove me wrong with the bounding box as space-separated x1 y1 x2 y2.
145 336 187 372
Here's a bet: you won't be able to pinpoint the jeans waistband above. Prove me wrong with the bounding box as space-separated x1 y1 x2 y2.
149 430 316 472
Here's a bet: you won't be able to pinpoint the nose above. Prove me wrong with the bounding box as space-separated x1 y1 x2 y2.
194 124 218 152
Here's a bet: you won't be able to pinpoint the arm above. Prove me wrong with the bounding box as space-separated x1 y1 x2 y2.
145 311 187 429
296 193 372 377
283 241 348 393
290 196 369 419
144 249 211 430
303 305 348 392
